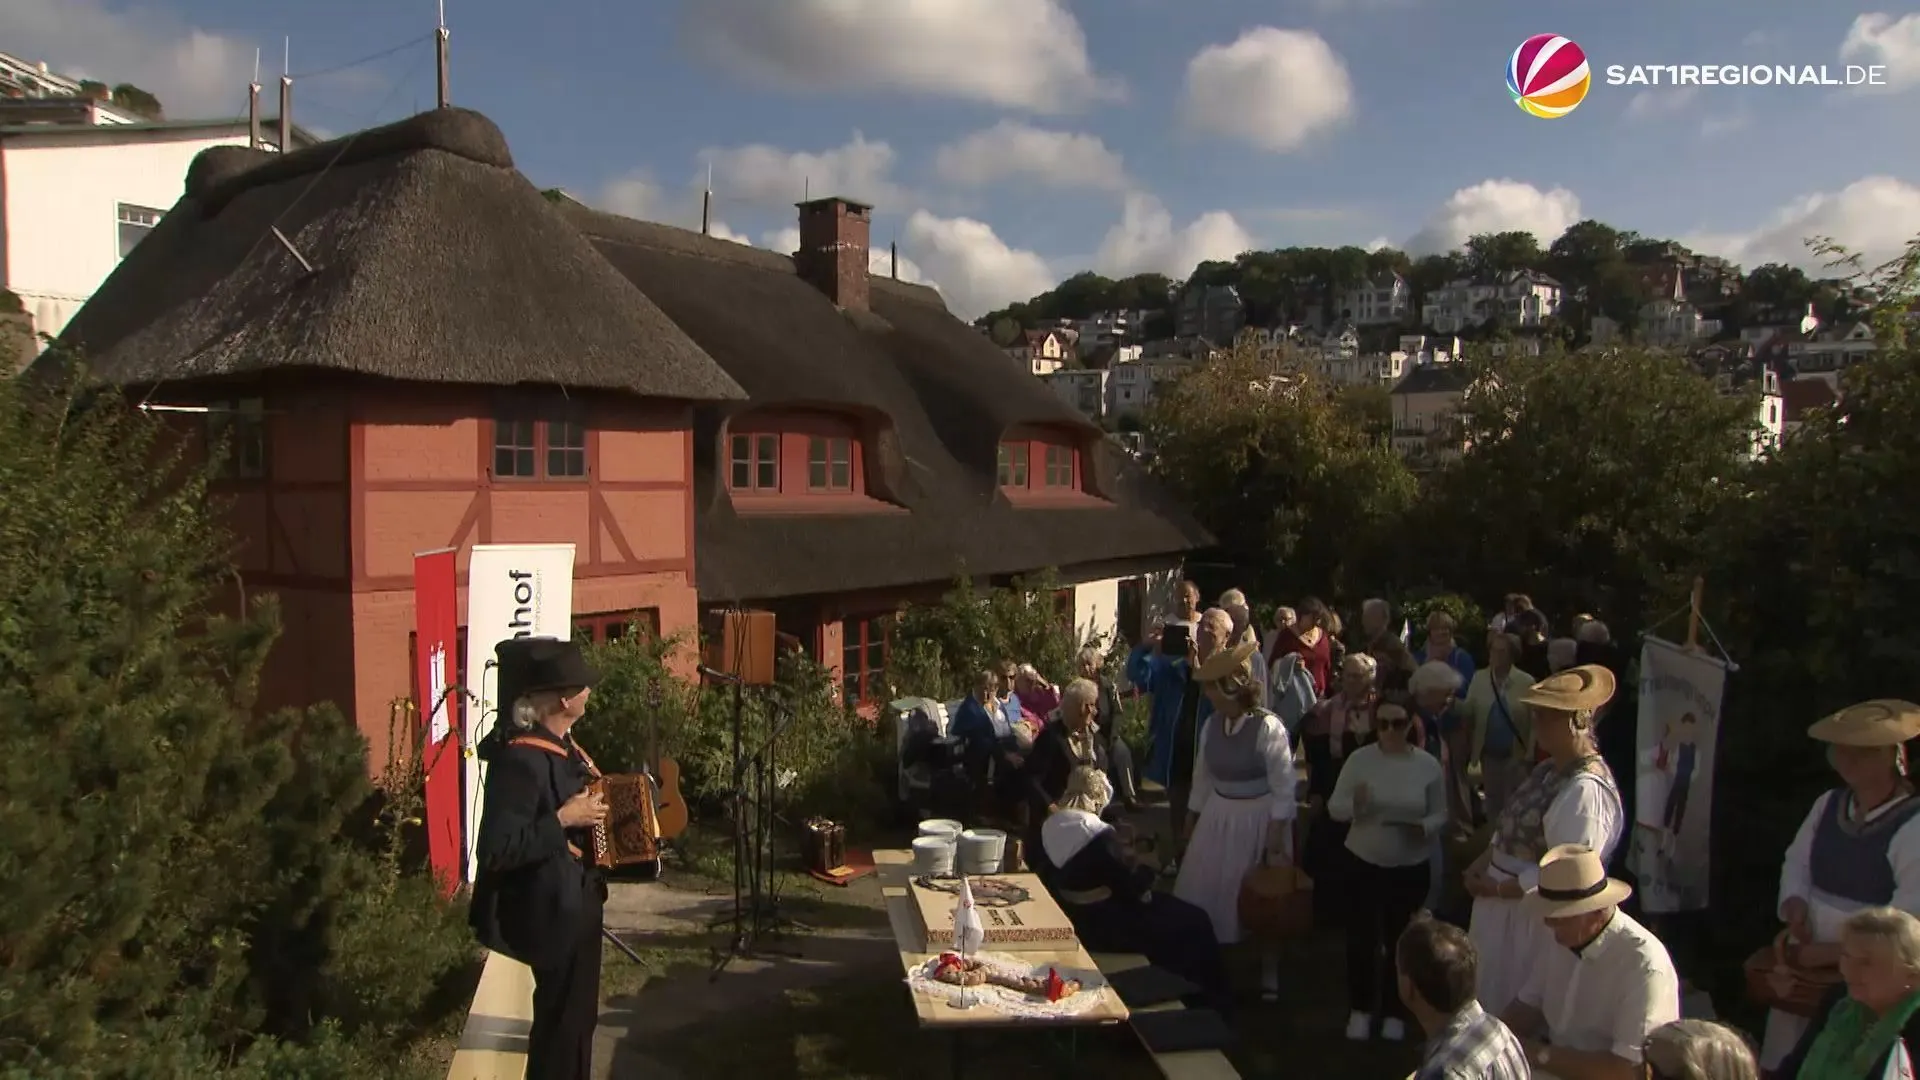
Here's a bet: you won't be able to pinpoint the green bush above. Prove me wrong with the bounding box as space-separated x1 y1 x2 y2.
1399 592 1489 662
0 369 473 1073
580 630 892 833
886 570 1090 701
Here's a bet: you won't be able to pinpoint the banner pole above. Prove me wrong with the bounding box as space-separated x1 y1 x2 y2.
1685 577 1704 652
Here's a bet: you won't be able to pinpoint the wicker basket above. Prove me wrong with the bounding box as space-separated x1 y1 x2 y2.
1743 930 1841 1018
1239 863 1314 941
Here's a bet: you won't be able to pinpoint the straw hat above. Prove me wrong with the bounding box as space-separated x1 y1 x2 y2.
1808 700 1920 747
1516 663 1616 712
1193 640 1259 683
1525 843 1632 918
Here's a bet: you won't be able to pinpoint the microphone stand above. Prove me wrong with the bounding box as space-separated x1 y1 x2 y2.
706 675 805 977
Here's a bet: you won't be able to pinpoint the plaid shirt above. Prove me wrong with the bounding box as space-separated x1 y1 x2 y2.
1414 1002 1531 1080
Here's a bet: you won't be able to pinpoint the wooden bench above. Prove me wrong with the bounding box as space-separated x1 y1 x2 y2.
445 949 533 1080
1089 952 1240 1080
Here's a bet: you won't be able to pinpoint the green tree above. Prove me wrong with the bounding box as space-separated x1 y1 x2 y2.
1409 346 1758 629
0 369 469 1076
1332 382 1393 445
1143 342 1417 604
1695 234 1920 984
1465 231 1544 278
110 83 163 120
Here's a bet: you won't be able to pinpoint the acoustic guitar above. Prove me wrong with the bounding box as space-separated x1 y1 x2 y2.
647 680 689 840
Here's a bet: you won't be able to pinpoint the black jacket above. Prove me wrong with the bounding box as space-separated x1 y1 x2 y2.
1778 984 1920 1079
467 729 600 969
1023 722 1110 823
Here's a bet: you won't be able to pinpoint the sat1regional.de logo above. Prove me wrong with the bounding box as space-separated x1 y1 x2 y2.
1508 34 1592 118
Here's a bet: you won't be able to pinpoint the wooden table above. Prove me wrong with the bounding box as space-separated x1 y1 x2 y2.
875 849 1128 1072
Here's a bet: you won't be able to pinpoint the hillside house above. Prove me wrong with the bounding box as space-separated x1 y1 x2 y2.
1339 271 1412 327
1389 362 1473 467
1 113 319 348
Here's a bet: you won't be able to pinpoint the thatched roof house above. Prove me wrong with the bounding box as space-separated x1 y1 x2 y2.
48 107 743 402
562 204 1211 605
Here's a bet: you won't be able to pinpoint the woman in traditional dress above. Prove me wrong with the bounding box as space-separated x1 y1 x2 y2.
1776 906 1920 1080
1034 766 1233 1013
1460 664 1625 1016
1761 701 1920 1071
1174 640 1298 952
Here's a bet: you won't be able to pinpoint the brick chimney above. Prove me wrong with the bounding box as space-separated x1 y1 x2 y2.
794 196 872 311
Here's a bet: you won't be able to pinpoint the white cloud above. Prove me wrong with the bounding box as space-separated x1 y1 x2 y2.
1684 176 1920 271
1180 27 1355 153
599 172 669 220
1405 179 1583 255
899 211 1054 319
1623 86 1697 119
931 121 1129 192
707 220 752 245
1096 193 1254 279
1840 13 1920 91
700 132 909 210
0 0 262 118
1363 236 1393 252
680 0 1121 113
762 227 801 254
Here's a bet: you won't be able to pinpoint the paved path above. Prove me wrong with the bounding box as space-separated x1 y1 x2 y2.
591 879 895 1080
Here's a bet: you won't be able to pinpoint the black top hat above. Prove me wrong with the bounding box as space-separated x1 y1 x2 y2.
497 636 601 696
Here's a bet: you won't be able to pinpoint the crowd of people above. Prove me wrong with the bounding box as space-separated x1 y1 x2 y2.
962 581 1920 1080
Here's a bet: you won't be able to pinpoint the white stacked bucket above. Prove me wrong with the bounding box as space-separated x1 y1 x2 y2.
957 828 1007 875
912 819 962 876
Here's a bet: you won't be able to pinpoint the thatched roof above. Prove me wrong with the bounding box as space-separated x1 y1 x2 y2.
561 204 1211 602
47 108 744 402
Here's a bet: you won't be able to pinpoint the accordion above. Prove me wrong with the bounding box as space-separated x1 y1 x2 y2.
588 773 662 869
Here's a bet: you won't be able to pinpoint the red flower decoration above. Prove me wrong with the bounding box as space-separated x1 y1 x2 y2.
1044 967 1066 1002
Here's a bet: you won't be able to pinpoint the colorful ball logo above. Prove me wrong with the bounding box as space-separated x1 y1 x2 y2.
1507 34 1591 118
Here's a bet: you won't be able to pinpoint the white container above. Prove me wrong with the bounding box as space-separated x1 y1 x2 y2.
912 835 956 876
918 818 963 840
957 828 1007 875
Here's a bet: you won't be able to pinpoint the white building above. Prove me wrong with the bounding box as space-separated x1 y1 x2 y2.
1423 271 1562 333
1339 271 1412 326
1074 309 1150 356
1005 327 1072 375
1 115 317 343
1388 361 1473 467
1041 367 1108 420
1592 264 1721 347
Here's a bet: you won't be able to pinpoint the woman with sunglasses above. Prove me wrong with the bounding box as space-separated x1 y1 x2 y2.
1327 697 1447 1043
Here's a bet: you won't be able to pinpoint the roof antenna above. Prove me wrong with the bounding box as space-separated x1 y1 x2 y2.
247 48 261 149
701 161 712 236
435 0 451 108
804 176 810 202
278 37 292 152
890 240 898 280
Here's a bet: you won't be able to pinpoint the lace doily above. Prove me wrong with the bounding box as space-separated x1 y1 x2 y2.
904 952 1108 1019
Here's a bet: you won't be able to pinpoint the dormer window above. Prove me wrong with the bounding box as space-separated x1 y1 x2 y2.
729 432 780 491
999 428 1102 503
808 436 853 491
726 410 892 513
996 443 1030 486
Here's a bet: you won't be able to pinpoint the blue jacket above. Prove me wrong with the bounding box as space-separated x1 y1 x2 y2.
1127 642 1212 786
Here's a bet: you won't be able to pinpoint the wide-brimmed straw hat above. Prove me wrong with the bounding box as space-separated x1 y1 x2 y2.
1193 640 1260 683
1517 663 1615 712
1808 700 1920 747
1525 843 1632 918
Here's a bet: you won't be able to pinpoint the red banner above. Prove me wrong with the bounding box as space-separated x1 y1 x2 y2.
414 548 462 897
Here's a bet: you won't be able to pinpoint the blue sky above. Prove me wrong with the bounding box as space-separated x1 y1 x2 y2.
8 0 1920 316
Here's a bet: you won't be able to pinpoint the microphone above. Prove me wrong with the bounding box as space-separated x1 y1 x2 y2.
697 664 743 684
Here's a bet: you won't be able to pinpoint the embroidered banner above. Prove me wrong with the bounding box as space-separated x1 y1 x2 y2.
462 543 576 883
1629 635 1729 913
